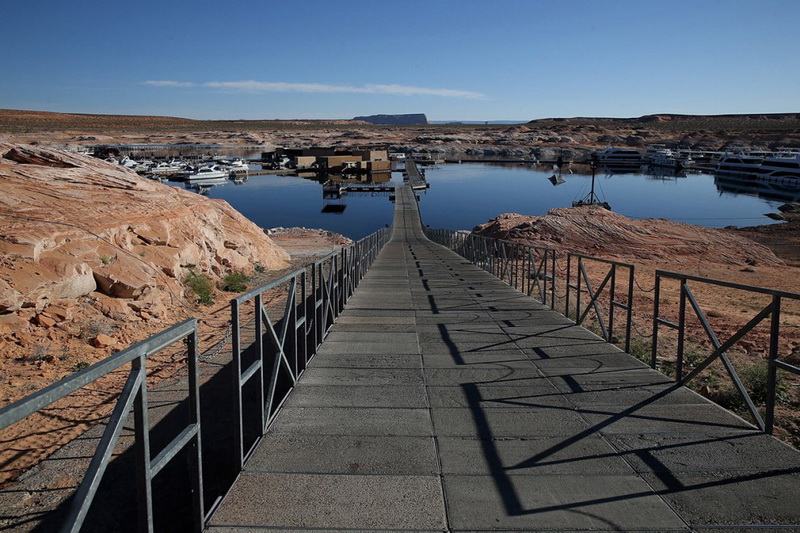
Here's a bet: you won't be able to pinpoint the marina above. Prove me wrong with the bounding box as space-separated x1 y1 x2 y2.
89 144 800 240
162 159 797 241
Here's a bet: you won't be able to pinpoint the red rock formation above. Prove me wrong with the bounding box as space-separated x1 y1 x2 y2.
0 142 290 317
473 206 784 267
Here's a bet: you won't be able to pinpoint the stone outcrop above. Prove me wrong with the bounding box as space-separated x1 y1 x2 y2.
0 143 290 314
473 207 784 267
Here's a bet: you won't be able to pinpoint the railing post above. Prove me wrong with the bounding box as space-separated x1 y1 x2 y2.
301 271 309 369
651 274 661 369
765 295 781 434
186 326 205 532
566 254 572 320
254 294 266 430
230 299 244 468
513 243 519 289
676 278 687 381
625 265 634 354
312 263 320 349
550 250 557 309
609 266 617 344
132 355 154 533
575 257 582 324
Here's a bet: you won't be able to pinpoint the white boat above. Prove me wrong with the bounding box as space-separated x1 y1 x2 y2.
186 165 229 180
226 159 250 173
757 153 800 179
643 144 669 162
596 147 642 165
649 148 677 167
715 153 764 177
646 148 695 171
119 156 139 169
150 160 186 176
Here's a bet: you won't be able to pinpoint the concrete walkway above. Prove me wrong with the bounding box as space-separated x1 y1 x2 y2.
208 185 800 532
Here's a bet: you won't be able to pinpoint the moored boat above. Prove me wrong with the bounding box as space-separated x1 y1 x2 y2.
150 160 186 177
596 147 642 165
646 147 695 171
186 165 229 180
757 153 800 179
715 153 764 177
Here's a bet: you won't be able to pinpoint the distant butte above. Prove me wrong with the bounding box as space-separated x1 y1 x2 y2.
352 113 428 125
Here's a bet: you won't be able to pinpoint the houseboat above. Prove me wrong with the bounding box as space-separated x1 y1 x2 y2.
596 147 643 165
714 153 764 177
757 153 800 179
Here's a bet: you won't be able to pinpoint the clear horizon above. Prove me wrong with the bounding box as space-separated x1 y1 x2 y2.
2 0 798 122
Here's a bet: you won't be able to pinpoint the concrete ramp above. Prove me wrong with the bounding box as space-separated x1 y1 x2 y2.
208 185 800 531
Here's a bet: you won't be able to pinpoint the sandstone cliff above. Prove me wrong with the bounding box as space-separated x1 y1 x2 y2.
0 143 289 314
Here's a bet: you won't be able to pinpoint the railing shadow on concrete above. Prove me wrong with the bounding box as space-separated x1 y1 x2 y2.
426 228 800 438
0 226 391 532
425 229 557 309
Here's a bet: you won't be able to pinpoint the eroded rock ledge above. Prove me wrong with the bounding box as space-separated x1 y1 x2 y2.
473 207 784 267
0 143 289 315
0 142 292 388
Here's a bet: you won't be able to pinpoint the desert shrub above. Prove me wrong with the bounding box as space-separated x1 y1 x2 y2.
26 343 50 362
628 337 652 365
80 320 116 341
705 362 787 410
741 362 788 405
709 384 745 411
74 361 90 372
222 271 249 293
184 271 215 305
682 348 705 369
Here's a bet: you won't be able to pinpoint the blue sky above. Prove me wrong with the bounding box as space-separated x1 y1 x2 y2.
2 0 798 121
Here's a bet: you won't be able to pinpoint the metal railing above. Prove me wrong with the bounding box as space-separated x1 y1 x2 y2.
0 319 202 533
566 253 634 352
0 226 391 532
230 227 390 468
425 229 557 308
652 270 800 434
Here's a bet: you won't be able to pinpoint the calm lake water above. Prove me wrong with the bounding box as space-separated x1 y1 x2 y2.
170 163 799 241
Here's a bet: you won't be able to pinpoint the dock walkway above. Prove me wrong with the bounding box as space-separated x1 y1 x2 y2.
208 185 800 531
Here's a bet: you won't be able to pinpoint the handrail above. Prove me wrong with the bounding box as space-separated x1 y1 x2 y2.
0 225 391 532
566 253 634 352
0 319 203 533
652 270 800 434
229 226 391 468
425 228 557 309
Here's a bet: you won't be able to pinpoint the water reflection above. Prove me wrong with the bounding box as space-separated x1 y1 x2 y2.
714 173 800 203
168 163 790 239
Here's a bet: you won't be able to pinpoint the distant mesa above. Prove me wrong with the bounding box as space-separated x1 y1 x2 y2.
527 112 800 126
353 114 428 125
